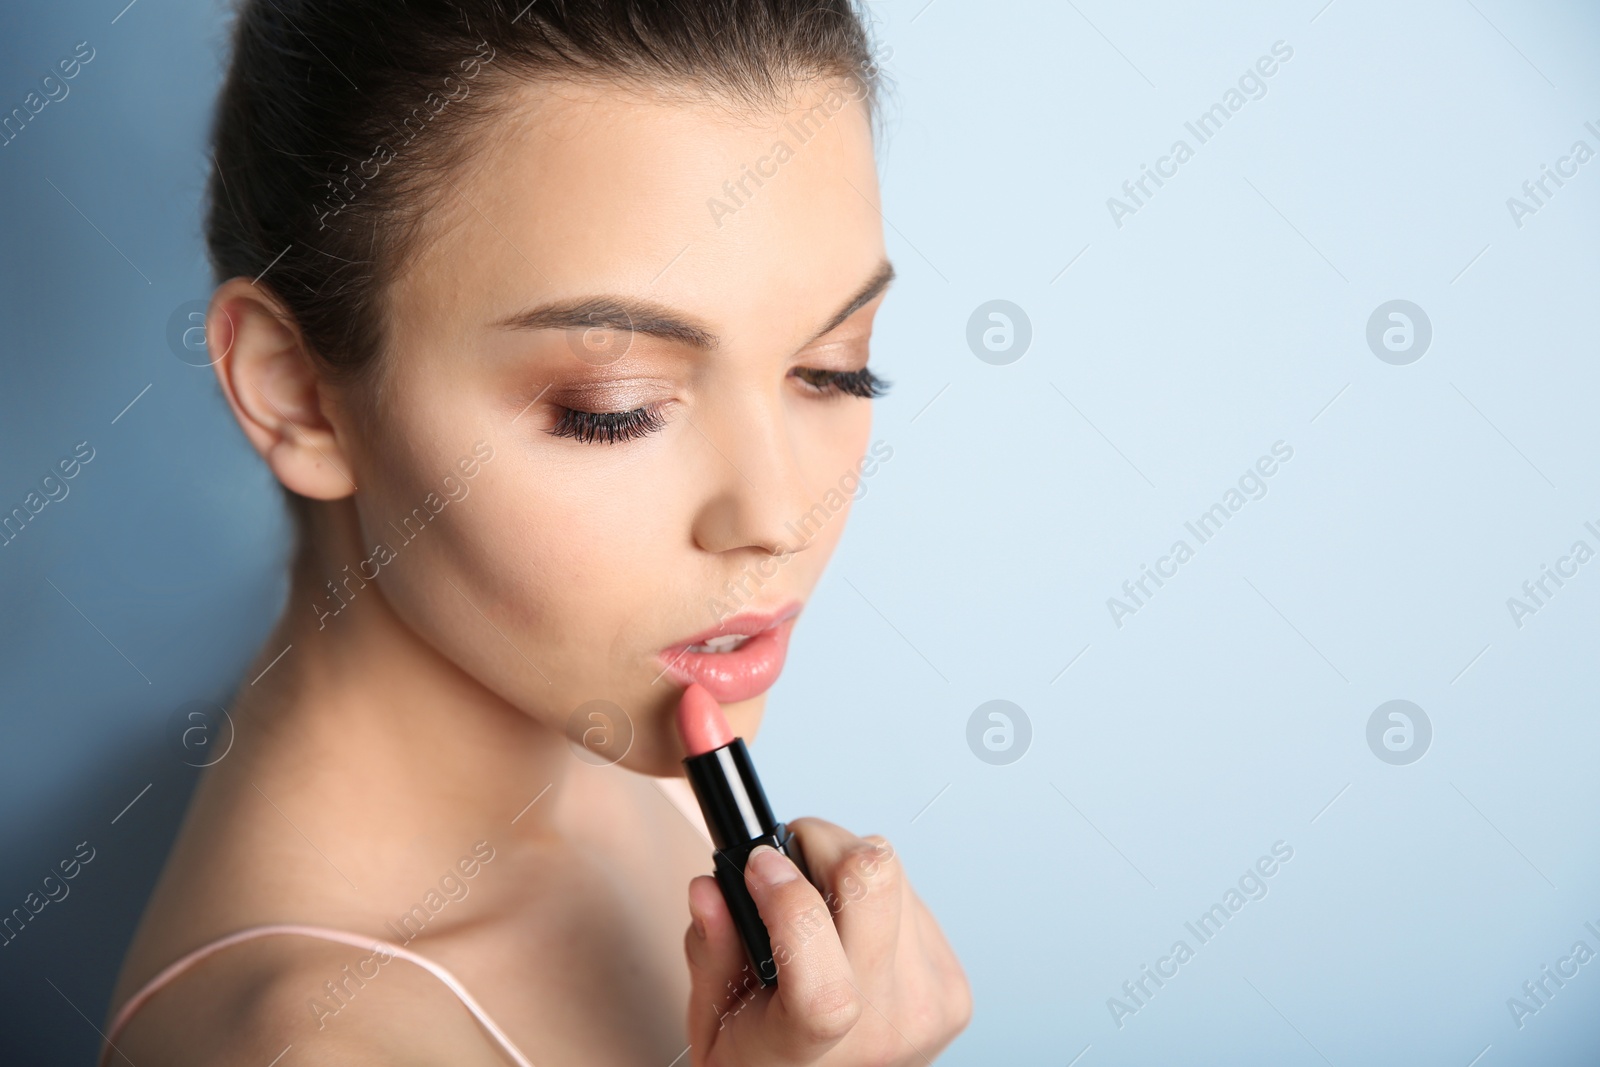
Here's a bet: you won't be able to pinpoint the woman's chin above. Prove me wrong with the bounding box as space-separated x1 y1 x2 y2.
720 694 768 742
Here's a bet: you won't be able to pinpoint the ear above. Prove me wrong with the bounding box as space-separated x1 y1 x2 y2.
206 277 358 500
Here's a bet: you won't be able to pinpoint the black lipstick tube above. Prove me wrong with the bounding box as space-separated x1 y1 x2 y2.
683 736 811 987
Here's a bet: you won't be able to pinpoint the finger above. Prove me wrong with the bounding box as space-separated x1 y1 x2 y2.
684 874 761 1057
785 817 866 910
831 832 903 978
734 844 862 1064
788 819 903 984
900 882 976 1052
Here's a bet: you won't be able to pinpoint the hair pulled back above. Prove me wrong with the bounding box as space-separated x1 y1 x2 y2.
206 0 887 393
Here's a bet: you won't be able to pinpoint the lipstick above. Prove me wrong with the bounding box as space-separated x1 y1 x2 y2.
676 682 811 987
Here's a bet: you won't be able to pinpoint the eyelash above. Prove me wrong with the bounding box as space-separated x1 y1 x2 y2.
546 366 891 444
790 366 890 399
549 404 668 444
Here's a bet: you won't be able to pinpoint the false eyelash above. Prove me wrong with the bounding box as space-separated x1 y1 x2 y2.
790 366 892 398
547 403 667 444
545 366 890 445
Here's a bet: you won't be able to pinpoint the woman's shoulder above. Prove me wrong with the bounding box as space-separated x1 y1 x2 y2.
111 928 510 1066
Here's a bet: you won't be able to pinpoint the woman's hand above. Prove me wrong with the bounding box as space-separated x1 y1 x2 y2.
684 817 972 1065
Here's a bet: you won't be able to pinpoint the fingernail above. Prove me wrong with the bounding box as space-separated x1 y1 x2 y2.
747 845 799 887
691 911 707 939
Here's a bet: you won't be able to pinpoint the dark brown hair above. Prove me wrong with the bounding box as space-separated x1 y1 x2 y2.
207 0 886 376
205 0 888 521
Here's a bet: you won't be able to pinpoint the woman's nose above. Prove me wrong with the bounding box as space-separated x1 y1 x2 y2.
686 400 818 558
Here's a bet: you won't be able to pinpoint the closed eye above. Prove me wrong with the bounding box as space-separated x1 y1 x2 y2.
544 367 889 446
790 366 890 398
547 403 666 444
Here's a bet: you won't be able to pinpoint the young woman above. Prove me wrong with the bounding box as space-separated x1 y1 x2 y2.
100 1 971 1064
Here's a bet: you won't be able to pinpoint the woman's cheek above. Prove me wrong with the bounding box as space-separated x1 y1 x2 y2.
451 469 639 634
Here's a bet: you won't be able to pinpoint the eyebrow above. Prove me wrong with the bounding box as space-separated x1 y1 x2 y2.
489 258 896 352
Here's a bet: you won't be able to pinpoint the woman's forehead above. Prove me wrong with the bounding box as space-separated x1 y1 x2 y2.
392 77 884 342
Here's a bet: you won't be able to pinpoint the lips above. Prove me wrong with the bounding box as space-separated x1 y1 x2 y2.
658 602 801 704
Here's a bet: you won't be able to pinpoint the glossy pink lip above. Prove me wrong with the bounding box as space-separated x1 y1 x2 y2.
658 602 802 704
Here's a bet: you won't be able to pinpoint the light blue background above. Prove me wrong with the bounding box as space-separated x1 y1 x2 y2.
2 1 1597 1063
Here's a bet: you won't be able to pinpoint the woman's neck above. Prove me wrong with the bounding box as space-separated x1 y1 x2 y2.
213 499 613 901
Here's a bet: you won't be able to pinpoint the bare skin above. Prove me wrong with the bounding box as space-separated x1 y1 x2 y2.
106 75 970 1065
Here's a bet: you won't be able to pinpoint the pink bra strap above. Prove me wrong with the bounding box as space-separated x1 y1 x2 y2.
98 923 534 1067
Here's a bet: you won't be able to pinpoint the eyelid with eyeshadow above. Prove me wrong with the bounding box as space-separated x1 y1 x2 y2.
542 364 889 445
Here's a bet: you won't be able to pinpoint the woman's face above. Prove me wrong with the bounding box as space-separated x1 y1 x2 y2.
337 77 889 775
